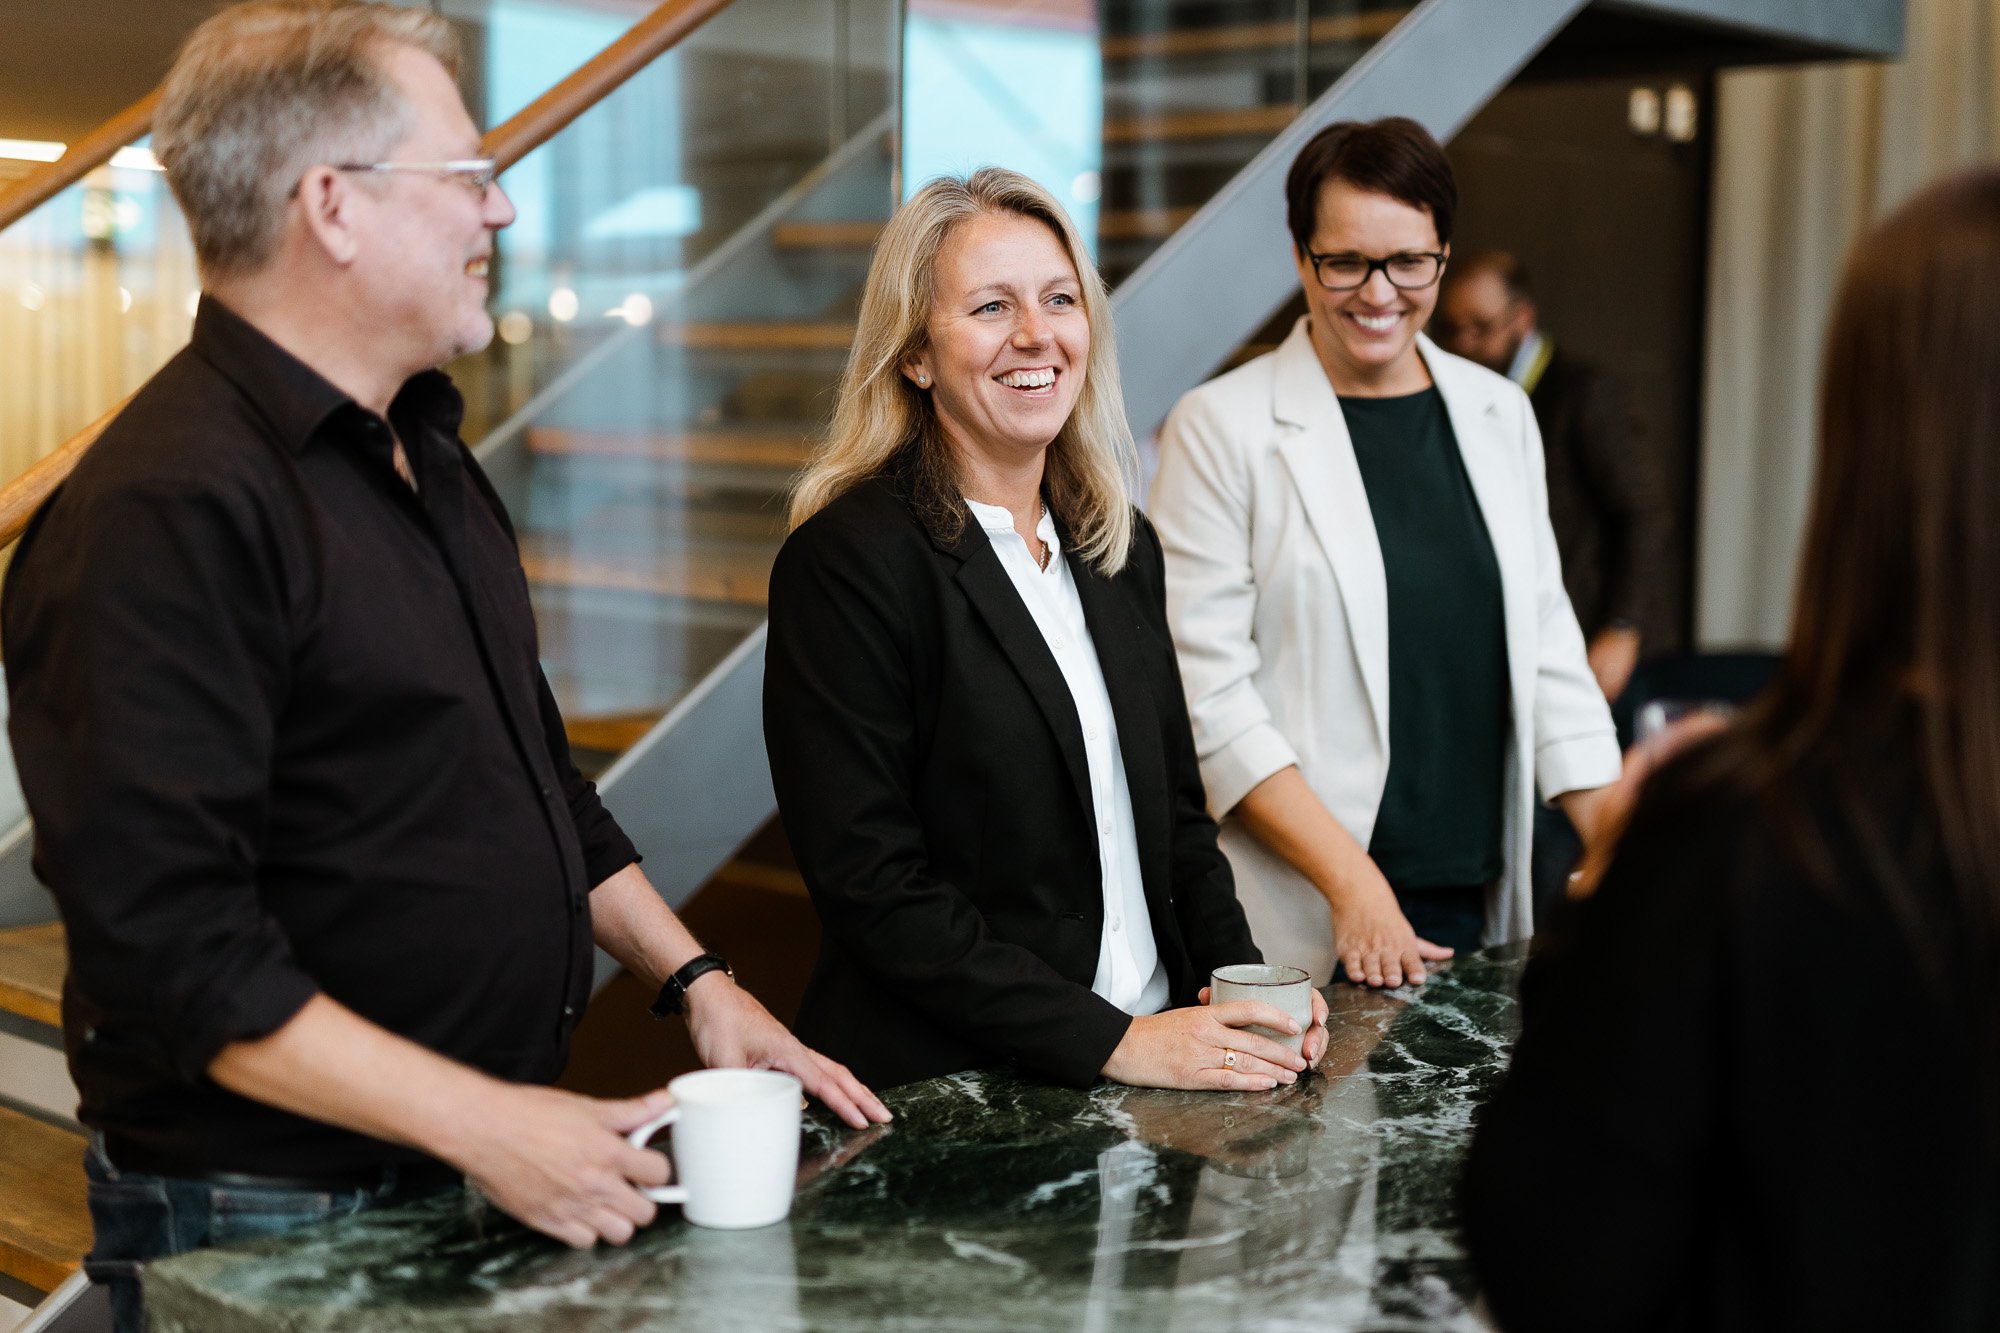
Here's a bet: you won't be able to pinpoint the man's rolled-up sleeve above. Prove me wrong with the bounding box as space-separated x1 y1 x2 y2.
536 671 639 889
4 479 318 1080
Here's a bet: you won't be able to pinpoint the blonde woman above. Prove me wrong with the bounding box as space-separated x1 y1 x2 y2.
767 168 1328 1092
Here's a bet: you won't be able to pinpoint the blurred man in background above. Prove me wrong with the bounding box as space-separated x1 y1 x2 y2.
1436 250 1670 911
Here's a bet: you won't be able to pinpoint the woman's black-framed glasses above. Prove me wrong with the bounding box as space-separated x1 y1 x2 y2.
1305 249 1446 292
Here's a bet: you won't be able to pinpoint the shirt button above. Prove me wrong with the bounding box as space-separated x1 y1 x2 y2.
1111 917 1122 932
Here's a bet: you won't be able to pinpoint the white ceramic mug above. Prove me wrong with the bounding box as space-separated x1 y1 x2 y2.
1210 963 1314 1055
626 1068 803 1229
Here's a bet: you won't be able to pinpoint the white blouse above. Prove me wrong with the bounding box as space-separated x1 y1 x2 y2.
963 497 1169 1016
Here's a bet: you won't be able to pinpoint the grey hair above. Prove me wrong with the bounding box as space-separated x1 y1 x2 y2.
152 2 459 279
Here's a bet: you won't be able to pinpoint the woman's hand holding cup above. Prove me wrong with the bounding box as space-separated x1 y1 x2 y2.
1100 998 1310 1092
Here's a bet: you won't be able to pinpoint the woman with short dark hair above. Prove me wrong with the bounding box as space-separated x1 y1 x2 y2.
1462 164 2000 1329
1151 117 1619 988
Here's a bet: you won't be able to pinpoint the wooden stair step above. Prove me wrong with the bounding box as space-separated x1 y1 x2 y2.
1101 11 1405 61
520 540 773 608
0 923 63 1029
1099 206 1199 241
1103 104 1296 145
526 426 811 470
656 321 853 353
563 711 662 756
0 1103 89 1293
770 219 884 250
708 857 807 898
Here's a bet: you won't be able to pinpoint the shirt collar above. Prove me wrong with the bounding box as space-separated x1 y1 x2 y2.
964 495 1060 549
1506 329 1548 386
188 295 466 452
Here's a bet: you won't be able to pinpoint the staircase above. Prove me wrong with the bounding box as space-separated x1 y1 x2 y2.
0 923 86 1306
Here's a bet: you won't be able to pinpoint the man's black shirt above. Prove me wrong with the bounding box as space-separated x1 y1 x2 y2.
3 299 637 1176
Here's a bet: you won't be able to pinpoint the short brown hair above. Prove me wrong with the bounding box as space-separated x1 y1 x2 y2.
1284 116 1457 251
1448 248 1534 305
153 2 459 279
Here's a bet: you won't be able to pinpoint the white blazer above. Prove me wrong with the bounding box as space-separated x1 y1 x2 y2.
1150 317 1620 982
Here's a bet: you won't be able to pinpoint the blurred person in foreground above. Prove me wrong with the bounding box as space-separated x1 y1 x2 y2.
2 6 883 1323
1463 165 2000 1330
767 167 1327 1094
1150 119 1620 990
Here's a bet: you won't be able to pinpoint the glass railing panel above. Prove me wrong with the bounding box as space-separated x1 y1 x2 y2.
0 141 197 485
450 0 898 770
1093 0 1415 284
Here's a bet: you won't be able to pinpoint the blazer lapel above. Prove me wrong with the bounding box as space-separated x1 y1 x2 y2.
1270 318 1391 748
944 520 1098 829
1070 555 1170 896
1420 334 1538 729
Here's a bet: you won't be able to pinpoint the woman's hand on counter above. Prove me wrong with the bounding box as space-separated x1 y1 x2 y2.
1326 867 1453 989
1197 984 1332 1067
441 1082 676 1249
1230 768 1449 988
1101 1001 1308 1091
684 972 893 1128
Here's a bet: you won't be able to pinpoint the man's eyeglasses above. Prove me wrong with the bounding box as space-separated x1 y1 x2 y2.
333 158 498 195
1305 249 1446 292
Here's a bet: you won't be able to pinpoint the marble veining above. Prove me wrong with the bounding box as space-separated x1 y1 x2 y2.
146 947 1526 1331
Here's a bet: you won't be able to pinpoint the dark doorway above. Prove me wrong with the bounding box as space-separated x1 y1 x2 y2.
1446 73 1714 654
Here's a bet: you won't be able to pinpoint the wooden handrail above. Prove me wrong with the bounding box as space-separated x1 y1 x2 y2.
0 0 736 551
0 90 160 235
486 0 736 170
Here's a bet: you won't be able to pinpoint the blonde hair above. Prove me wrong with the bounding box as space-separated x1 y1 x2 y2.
153 2 459 279
789 167 1138 573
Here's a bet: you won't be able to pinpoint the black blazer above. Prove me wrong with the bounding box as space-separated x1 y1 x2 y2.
1463 729 1999 1330
1530 345 1671 641
764 472 1260 1091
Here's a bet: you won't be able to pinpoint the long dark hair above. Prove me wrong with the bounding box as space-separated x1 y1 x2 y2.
1717 166 2000 1065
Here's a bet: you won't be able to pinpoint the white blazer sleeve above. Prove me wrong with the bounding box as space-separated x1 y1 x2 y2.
1512 390 1622 800
1150 390 1301 816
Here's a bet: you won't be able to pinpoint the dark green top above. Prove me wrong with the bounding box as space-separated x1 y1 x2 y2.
1339 387 1509 889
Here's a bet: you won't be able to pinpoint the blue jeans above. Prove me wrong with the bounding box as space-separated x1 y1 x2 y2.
82 1135 443 1333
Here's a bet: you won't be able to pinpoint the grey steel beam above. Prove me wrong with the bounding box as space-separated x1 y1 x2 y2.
1600 0 1904 58
1111 0 1590 440
588 622 773 987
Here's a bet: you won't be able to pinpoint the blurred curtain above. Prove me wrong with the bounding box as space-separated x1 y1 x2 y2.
1695 0 2000 647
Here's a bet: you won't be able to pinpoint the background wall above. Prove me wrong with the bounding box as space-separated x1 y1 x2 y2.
1696 0 2000 647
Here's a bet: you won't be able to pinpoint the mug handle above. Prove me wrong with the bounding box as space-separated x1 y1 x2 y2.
627 1107 689 1205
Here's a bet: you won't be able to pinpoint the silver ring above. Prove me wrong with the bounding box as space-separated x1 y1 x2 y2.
1221 1049 1237 1070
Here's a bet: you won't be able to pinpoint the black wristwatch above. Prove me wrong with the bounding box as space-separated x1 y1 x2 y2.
648 953 733 1018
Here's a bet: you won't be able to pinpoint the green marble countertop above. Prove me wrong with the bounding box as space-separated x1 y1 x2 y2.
148 947 1525 1331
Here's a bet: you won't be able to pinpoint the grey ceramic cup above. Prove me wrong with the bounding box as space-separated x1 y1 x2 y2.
1210 963 1313 1055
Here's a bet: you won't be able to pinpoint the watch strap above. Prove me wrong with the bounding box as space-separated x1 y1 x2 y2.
649 953 733 1018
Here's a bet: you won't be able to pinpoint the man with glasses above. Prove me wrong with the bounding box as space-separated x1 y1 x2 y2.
1435 251 1670 916
1434 251 1668 706
1150 117 1619 998
2 6 886 1325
